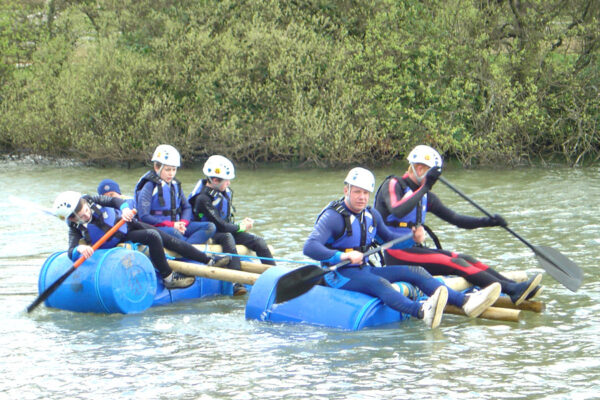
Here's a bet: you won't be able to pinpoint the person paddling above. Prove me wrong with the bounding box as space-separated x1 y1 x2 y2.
302 167 501 329
134 144 216 245
53 191 228 290
188 155 275 296
374 145 542 305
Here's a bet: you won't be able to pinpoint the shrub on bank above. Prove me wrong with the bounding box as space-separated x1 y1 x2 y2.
0 0 598 166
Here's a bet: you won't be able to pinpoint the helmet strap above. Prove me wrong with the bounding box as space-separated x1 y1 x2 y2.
410 163 427 184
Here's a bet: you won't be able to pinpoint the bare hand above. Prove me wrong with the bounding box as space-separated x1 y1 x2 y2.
77 245 94 259
342 250 365 265
412 225 426 245
121 208 135 222
242 217 254 231
174 221 187 234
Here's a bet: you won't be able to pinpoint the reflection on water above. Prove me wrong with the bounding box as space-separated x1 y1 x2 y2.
0 164 599 399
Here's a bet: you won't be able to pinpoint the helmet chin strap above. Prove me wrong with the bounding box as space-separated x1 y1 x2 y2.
410 163 427 183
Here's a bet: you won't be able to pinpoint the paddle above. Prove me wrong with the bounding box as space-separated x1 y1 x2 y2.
439 176 583 292
274 233 413 304
27 213 133 313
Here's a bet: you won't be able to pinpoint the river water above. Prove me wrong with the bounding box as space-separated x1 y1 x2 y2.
0 162 598 399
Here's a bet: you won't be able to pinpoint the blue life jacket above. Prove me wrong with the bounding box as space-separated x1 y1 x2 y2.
375 176 427 236
315 199 378 288
188 179 234 222
134 170 183 223
69 198 128 249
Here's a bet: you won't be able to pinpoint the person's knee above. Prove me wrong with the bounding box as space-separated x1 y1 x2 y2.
202 222 216 237
451 257 472 268
146 229 163 246
407 265 433 278
457 253 478 263
253 236 268 251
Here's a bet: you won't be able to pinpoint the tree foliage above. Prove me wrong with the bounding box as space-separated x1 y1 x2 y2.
1 0 598 166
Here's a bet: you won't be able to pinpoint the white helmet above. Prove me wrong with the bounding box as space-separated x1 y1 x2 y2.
53 191 82 221
203 155 235 180
344 167 375 193
407 145 443 169
151 144 181 167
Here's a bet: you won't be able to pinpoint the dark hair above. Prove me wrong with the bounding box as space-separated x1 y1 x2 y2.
73 198 86 215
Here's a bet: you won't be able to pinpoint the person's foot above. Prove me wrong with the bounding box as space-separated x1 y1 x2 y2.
462 282 501 317
420 286 448 329
208 255 231 268
510 273 542 305
164 272 195 289
233 283 248 296
525 285 543 300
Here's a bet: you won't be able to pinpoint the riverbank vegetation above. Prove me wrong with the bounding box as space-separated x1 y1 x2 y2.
1 0 598 167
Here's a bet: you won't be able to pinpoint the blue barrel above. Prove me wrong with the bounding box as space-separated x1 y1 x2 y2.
38 248 157 314
153 269 233 306
245 267 415 330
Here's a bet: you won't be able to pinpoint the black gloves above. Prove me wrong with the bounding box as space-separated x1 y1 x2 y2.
487 214 507 227
424 167 442 188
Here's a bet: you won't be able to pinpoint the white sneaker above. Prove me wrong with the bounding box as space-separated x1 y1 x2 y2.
420 286 448 329
462 282 501 317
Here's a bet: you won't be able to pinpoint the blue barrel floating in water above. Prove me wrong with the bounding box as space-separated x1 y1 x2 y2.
152 266 233 306
38 248 157 314
245 266 414 330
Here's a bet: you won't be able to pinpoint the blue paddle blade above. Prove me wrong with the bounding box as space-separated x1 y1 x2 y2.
274 265 325 304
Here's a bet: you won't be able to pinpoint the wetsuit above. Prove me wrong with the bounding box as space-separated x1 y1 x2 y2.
374 174 523 296
66 195 212 278
189 179 275 270
134 171 215 244
302 200 469 318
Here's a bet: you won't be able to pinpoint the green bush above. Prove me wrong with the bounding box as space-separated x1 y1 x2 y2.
1 0 598 166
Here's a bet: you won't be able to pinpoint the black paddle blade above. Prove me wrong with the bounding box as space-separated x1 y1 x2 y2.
274 265 325 304
27 265 76 313
533 245 583 292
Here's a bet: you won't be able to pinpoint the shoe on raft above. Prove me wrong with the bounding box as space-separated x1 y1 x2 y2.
233 283 248 296
420 286 448 329
462 282 501 318
510 273 543 305
526 284 543 301
164 272 195 289
208 255 231 268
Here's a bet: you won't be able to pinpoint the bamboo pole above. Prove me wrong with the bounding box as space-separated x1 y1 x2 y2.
444 305 521 322
392 283 520 322
168 260 259 286
240 261 271 274
439 272 544 312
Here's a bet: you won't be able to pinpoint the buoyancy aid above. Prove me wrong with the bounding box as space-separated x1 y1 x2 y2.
134 170 183 222
315 199 378 288
188 179 235 222
69 197 128 249
375 175 427 236
316 198 378 257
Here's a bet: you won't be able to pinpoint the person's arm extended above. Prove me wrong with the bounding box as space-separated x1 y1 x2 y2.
428 192 503 229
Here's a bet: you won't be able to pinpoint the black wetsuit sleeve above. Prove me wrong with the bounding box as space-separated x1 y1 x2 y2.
192 193 239 233
427 192 490 229
376 176 430 220
67 226 84 259
87 195 127 210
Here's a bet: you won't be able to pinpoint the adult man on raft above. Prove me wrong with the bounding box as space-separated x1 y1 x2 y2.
302 167 501 328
